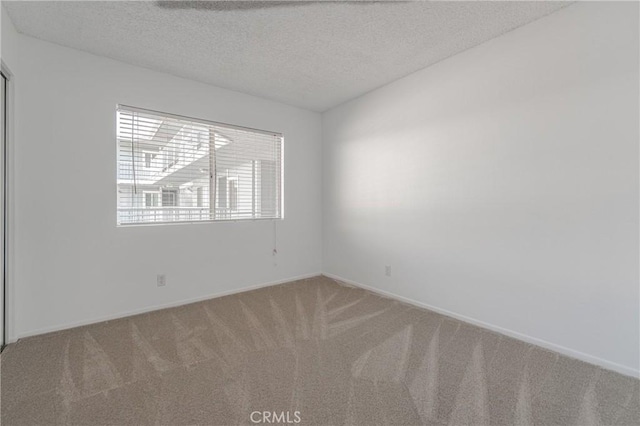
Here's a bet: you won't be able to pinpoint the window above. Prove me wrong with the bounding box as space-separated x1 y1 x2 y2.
161 188 178 207
143 152 154 169
144 192 159 207
196 187 203 208
117 105 283 225
229 178 238 212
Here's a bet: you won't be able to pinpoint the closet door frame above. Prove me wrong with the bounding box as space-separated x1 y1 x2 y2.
1 63 12 352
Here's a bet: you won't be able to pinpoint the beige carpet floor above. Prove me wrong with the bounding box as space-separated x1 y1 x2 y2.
1 276 638 425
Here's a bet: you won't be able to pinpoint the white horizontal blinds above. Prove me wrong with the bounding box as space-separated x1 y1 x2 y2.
117 105 282 225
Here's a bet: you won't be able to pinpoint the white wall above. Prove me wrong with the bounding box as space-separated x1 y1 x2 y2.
322 2 639 376
5 16 322 339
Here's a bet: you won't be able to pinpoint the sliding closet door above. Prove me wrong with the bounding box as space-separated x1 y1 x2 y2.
0 71 6 350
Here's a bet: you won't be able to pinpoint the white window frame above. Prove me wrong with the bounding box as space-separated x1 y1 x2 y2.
116 105 284 226
143 191 159 207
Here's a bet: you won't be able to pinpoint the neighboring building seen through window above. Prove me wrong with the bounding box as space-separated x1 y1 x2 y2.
117 105 283 225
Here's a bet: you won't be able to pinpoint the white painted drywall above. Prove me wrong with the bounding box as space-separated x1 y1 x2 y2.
322 2 639 375
1 7 18 66
7 18 322 339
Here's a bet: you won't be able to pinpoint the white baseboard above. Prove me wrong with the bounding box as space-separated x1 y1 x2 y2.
322 272 639 378
13 272 322 342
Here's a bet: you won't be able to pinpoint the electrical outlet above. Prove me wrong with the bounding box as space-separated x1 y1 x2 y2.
385 266 391 277
157 274 166 287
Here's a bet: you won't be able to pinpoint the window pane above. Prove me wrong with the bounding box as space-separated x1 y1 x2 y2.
117 106 282 225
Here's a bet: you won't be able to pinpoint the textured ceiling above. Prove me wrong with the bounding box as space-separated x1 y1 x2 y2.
4 1 570 111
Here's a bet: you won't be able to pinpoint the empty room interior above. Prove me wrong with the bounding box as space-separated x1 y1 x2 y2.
0 1 638 425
